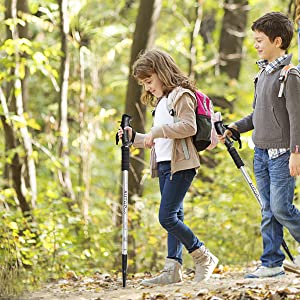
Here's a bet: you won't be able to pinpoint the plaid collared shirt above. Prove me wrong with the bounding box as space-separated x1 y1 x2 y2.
256 55 289 159
257 54 288 74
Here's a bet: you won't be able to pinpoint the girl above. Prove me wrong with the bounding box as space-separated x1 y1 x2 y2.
118 49 218 285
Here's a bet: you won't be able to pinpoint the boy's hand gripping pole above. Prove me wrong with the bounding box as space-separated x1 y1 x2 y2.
120 114 132 287
214 120 294 263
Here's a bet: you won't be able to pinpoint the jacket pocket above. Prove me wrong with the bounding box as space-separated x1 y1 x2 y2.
173 139 189 162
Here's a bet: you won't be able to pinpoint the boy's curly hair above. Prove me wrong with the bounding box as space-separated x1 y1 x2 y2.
251 12 294 50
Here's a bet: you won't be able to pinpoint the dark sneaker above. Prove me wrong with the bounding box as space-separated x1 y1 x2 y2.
245 266 285 278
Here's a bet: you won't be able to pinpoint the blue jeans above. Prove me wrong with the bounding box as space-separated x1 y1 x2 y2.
254 148 300 267
157 161 202 264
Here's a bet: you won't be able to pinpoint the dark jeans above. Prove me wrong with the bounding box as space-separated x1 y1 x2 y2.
254 148 300 267
158 161 202 264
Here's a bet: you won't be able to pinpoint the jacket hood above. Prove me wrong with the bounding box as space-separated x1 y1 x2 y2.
168 86 196 107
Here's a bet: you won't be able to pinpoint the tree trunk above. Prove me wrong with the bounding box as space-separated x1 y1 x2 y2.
2 0 34 213
125 0 162 197
218 0 249 79
58 0 75 202
119 0 162 273
0 88 31 214
78 46 91 223
188 0 203 79
17 0 30 111
16 0 32 194
12 0 37 209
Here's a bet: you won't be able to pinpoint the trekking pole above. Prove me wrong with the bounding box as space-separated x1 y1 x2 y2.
119 113 132 287
214 120 294 263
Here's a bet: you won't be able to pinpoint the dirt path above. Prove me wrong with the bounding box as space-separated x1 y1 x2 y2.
22 266 300 300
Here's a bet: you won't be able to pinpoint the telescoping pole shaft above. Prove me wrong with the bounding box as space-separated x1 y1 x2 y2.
121 146 129 288
120 114 132 288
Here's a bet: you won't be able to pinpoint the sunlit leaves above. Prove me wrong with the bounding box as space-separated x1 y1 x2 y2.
8 221 19 231
4 17 26 31
101 24 129 38
1 0 299 297
0 38 60 89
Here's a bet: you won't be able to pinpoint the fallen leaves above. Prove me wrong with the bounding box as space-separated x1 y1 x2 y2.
23 265 300 300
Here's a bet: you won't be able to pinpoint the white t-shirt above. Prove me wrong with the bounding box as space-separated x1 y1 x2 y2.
153 95 174 162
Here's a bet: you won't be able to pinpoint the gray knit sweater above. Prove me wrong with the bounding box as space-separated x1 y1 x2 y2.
235 55 300 154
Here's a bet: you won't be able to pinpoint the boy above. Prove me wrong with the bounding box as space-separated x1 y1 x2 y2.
220 12 300 278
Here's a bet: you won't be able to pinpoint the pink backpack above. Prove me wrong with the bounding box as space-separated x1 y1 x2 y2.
167 89 219 153
193 90 218 151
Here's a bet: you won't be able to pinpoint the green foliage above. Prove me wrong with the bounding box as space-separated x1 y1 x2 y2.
192 146 263 263
1 0 300 296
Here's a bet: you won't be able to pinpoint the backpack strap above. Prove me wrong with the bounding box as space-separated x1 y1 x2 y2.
254 64 299 98
166 94 190 160
278 64 298 97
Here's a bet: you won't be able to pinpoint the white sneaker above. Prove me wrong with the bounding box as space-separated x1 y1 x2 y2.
245 266 285 278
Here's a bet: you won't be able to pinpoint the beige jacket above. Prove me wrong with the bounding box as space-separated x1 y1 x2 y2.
133 86 200 178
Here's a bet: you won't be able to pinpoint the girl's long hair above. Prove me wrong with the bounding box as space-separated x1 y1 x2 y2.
132 49 196 106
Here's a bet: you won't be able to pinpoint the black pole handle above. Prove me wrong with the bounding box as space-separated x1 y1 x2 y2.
214 120 226 136
121 114 132 146
214 121 244 168
228 147 245 169
214 121 233 148
121 147 130 171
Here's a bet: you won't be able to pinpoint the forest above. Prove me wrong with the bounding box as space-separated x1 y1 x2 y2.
0 0 300 297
